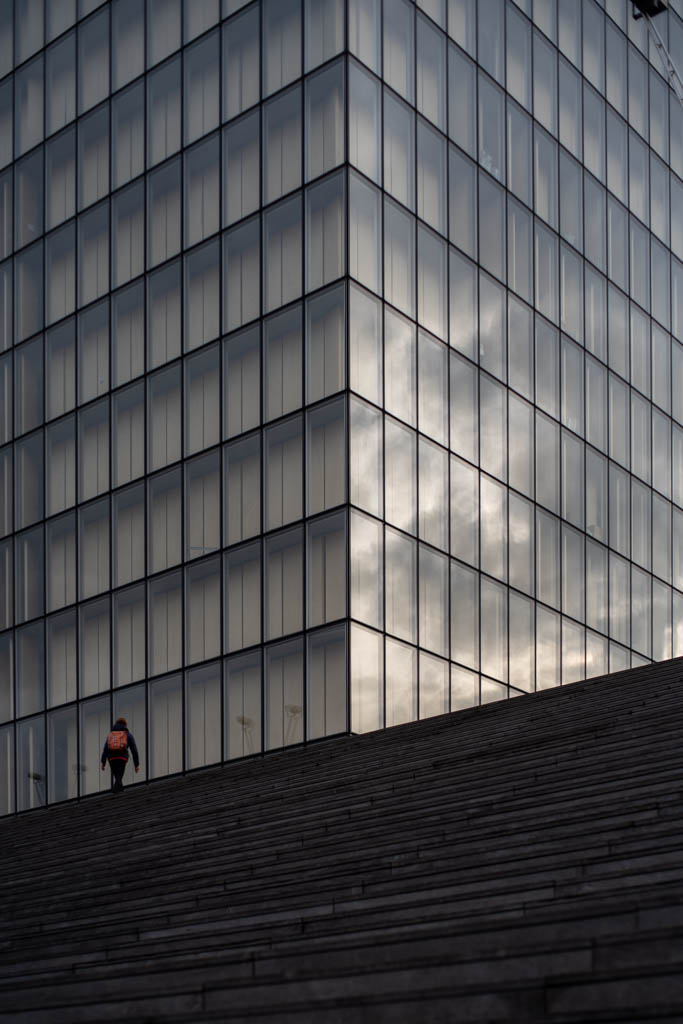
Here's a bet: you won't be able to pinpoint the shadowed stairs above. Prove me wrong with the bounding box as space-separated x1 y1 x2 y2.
2 658 683 1022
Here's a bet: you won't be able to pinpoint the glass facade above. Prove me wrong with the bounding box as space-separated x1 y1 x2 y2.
0 0 682 814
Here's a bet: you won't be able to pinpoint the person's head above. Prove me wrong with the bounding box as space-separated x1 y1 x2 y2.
114 716 128 728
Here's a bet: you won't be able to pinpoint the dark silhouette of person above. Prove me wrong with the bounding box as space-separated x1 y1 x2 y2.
101 716 140 792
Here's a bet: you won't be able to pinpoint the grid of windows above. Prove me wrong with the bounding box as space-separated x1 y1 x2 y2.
0 0 682 814
346 0 683 732
0 0 351 813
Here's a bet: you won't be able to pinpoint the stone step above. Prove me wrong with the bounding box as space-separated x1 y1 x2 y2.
1 658 682 1022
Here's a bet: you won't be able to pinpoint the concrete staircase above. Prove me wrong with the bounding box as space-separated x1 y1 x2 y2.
2 658 683 1022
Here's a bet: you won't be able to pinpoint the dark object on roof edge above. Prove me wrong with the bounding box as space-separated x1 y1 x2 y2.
632 0 668 19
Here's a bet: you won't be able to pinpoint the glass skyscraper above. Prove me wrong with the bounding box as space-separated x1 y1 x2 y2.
0 0 682 815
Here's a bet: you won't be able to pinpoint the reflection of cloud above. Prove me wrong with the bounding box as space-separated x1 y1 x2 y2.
478 285 504 369
351 513 382 628
508 596 533 692
350 625 382 734
609 556 630 646
585 634 608 679
536 607 560 690
386 529 416 643
480 477 505 580
449 259 476 357
385 421 415 533
479 379 505 479
419 653 448 718
385 638 416 727
675 617 683 660
350 403 381 517
419 443 447 547
562 622 585 685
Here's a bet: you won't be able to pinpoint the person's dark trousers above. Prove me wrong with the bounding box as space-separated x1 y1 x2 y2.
110 759 126 792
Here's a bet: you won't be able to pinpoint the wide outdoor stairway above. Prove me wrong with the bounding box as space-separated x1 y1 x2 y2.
3 660 683 1022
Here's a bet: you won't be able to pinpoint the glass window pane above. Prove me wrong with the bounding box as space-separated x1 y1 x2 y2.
47 708 77 802
150 673 183 778
265 637 303 748
384 0 414 103
419 544 448 656
17 715 45 811
113 385 144 488
15 56 44 157
385 416 416 535
147 0 181 66
351 509 383 629
16 616 45 722
15 241 43 343
112 281 144 387
308 625 346 738
384 89 415 210
185 662 222 768
223 5 260 121
265 416 302 530
113 483 144 587
265 305 302 421
305 60 345 182
385 636 417 726
78 300 109 404
224 650 262 759
184 343 220 456
46 128 76 230
113 584 146 688
112 82 144 191
305 0 343 70
223 111 260 227
184 239 220 351
350 397 383 518
349 282 381 405
184 31 220 145
148 260 181 368
385 525 416 643
263 0 301 97
185 134 219 248
223 325 260 437
79 598 110 698
264 195 302 313
349 0 381 73
351 623 383 733
263 85 301 206
184 0 219 41
185 451 220 559
148 467 182 573
148 364 181 471
306 172 345 293
185 557 221 664
224 433 261 545
384 197 415 319
479 173 505 281
306 283 345 403
225 542 261 653
148 57 181 167
480 576 506 682
15 150 43 253
307 399 346 515
308 511 346 627
223 217 260 332
349 60 381 183
46 419 76 517
78 203 109 307
149 573 182 676
265 527 303 639
78 11 109 115
112 181 144 289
